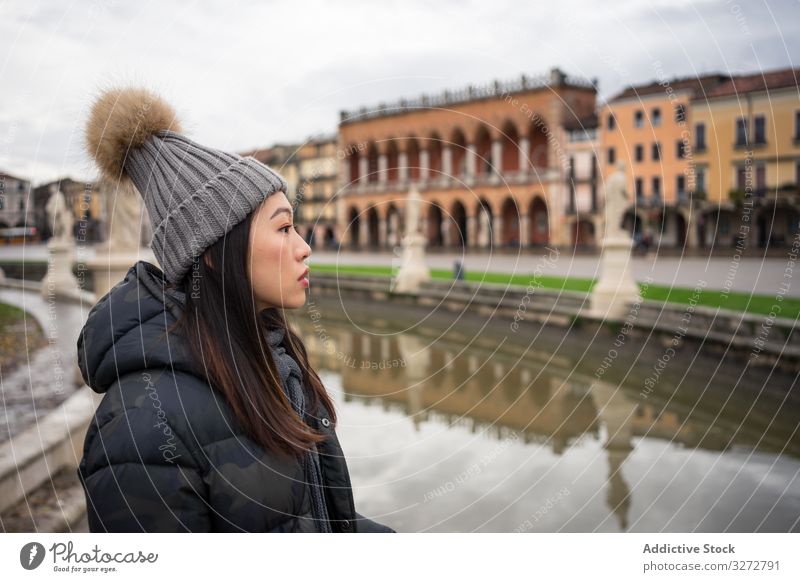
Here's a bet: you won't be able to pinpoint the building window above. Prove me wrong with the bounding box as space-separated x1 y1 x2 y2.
795 111 800 142
635 178 644 198
675 104 686 123
607 114 616 130
696 167 706 193
652 176 661 197
652 142 661 161
754 115 766 145
676 175 686 198
634 110 644 128
735 117 748 147
756 163 766 192
676 139 686 159
736 165 748 191
635 144 644 162
695 122 706 151
608 147 616 165
651 108 662 127
796 160 800 185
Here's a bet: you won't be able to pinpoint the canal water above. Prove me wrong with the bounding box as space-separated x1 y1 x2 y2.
292 294 800 533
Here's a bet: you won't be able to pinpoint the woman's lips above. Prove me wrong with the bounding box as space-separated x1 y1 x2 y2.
299 267 310 286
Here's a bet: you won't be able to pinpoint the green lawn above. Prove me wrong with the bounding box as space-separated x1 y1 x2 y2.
0 302 26 328
310 263 800 320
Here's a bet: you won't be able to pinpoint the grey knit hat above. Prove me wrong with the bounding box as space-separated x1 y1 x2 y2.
84 86 288 284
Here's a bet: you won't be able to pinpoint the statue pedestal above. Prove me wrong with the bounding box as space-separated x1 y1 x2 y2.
588 235 641 319
392 232 430 293
86 246 158 298
40 239 80 299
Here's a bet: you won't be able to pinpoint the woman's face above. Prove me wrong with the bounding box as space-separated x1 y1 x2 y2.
247 192 312 311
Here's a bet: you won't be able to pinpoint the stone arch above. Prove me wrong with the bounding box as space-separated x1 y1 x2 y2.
756 203 800 248
450 199 468 247
652 208 688 248
528 196 549 245
385 203 401 248
386 139 399 182
450 128 467 177
500 196 521 246
366 206 380 247
622 208 644 240
674 212 687 248
500 120 520 174
366 142 379 183
323 225 336 248
572 219 595 247
347 145 360 184
475 124 492 176
406 137 421 181
427 131 443 178
528 117 549 169
347 206 361 247
427 203 444 247
475 198 494 248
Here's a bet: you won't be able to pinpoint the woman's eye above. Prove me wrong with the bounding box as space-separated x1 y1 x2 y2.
280 225 295 234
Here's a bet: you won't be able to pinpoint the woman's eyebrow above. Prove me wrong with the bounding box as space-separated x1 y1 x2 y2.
270 207 293 220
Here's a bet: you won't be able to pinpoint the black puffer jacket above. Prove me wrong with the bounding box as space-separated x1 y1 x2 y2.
76 260 394 533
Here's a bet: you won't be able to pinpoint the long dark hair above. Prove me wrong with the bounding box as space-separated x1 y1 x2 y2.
167 210 336 460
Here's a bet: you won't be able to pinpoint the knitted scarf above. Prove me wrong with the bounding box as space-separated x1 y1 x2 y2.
265 326 332 533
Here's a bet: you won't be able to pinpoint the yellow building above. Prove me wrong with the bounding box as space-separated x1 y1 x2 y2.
691 67 800 248
599 74 729 249
33 177 107 243
295 135 338 247
240 143 301 205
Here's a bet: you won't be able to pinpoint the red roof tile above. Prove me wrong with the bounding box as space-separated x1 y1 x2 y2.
608 74 730 102
701 68 800 99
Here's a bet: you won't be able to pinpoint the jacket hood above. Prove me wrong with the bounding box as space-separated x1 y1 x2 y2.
78 260 202 394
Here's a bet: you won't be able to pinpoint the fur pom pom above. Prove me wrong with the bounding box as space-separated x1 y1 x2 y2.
85 86 182 181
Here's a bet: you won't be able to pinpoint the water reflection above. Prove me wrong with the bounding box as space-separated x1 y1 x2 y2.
293 300 800 532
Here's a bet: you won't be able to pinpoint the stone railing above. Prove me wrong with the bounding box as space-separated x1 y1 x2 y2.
340 69 595 124
308 272 800 367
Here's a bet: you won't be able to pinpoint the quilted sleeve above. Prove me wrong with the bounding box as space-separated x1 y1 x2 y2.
78 399 211 533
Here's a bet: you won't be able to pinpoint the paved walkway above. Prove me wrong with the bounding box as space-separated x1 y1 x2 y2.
0 286 89 443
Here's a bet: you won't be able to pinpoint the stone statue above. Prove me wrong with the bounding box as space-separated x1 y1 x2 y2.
104 180 145 252
388 212 399 247
589 160 641 318
404 189 421 238
478 207 491 247
45 185 73 243
392 186 430 293
41 185 79 298
603 161 629 241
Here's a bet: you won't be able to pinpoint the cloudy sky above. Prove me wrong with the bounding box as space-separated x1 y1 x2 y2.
1 0 797 185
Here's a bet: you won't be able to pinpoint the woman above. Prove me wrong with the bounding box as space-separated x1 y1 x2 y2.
76 87 394 533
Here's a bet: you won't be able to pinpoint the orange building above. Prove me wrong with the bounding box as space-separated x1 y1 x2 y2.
599 74 730 249
337 68 598 250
